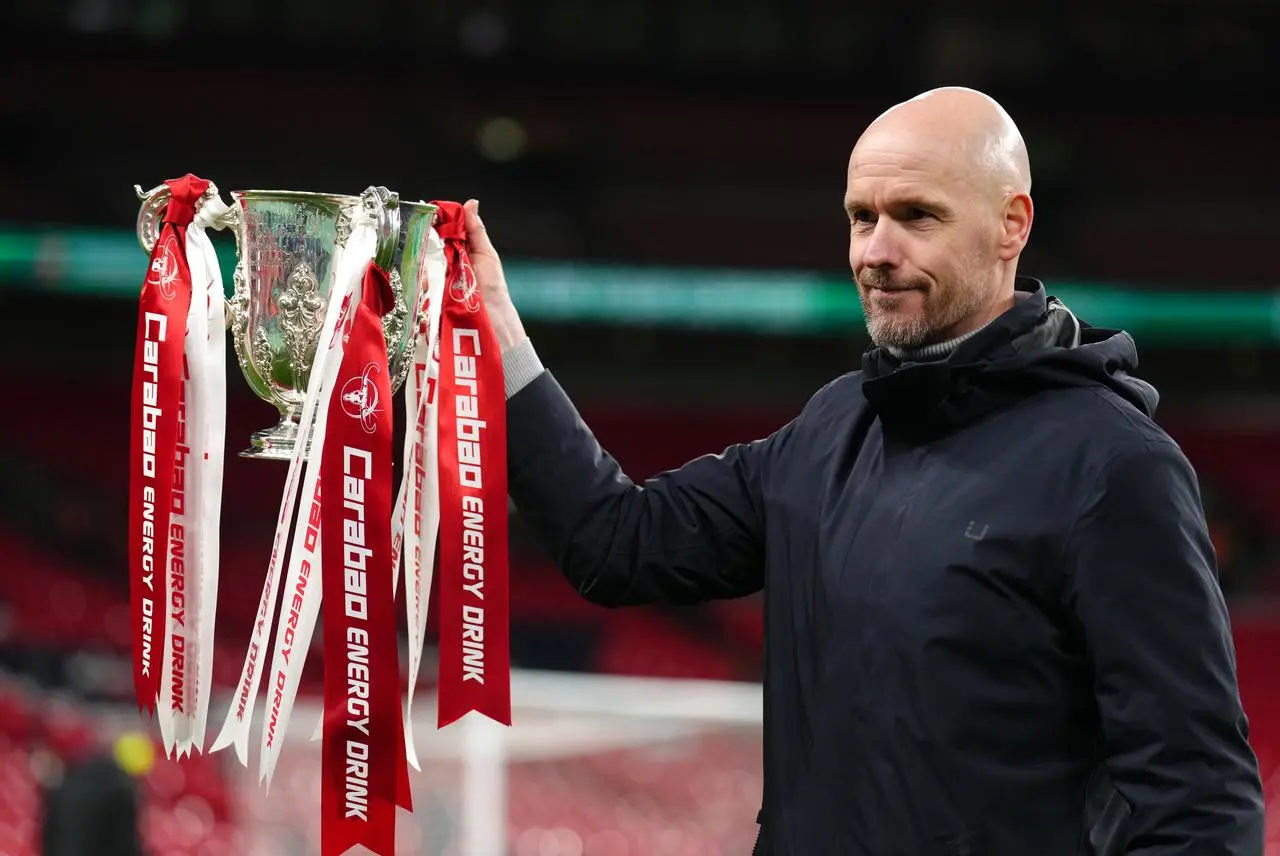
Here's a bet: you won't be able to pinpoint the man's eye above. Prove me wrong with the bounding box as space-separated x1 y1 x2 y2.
903 207 931 221
851 209 875 224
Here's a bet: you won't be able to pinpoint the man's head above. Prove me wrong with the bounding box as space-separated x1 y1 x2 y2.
846 87 1034 349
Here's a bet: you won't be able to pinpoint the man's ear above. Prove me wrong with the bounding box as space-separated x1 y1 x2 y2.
998 192 1034 262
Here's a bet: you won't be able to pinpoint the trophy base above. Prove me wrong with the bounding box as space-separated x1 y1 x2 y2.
239 410 310 461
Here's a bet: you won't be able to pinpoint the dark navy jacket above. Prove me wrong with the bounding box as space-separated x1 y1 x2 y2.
506 280 1264 855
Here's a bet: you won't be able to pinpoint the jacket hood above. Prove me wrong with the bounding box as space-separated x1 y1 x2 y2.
860 278 1159 442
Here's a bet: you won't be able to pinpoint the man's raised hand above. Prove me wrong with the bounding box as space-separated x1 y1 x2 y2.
463 198 527 351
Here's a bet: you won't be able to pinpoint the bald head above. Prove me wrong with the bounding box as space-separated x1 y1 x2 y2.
857 87 1031 198
844 87 1036 349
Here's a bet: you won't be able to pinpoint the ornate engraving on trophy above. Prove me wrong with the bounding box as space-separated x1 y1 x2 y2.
335 211 352 249
278 262 325 383
251 327 274 392
228 267 262 393
384 269 414 390
383 269 408 348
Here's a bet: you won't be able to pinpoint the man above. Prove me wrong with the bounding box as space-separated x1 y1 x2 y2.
467 87 1265 854
39 726 147 856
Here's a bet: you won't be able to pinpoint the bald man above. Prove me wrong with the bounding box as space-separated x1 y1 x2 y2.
469 88 1264 855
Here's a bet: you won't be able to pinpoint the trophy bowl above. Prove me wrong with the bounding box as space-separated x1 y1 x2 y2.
135 183 438 461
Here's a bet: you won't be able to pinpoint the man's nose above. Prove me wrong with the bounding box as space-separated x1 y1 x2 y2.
859 220 900 270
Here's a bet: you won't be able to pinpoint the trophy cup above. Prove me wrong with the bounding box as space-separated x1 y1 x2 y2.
134 183 438 459
129 179 506 856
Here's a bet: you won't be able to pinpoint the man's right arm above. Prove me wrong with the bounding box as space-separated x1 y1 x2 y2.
503 338 789 607
463 199 786 606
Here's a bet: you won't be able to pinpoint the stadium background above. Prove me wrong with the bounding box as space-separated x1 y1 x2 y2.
1 1 1279 853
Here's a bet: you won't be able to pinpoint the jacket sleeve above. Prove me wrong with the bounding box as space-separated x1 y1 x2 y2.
506 370 789 606
1061 440 1265 854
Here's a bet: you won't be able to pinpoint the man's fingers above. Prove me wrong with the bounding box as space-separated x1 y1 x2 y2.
463 198 496 257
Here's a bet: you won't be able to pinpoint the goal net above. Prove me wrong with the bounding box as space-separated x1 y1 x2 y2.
231 669 765 856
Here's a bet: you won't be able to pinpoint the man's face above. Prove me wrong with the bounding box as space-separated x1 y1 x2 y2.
845 137 1001 349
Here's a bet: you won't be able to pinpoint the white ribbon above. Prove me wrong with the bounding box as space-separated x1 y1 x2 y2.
396 227 446 770
158 197 229 760
190 198 229 756
256 210 380 791
211 205 379 774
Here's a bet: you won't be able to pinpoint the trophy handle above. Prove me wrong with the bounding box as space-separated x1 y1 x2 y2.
135 179 241 330
362 185 402 272
133 183 170 255
133 181 236 254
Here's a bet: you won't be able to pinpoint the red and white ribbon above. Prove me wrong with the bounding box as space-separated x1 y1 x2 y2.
157 189 230 759
309 225 446 763
166 196 511 855
318 262 407 855
432 201 511 729
130 175 205 719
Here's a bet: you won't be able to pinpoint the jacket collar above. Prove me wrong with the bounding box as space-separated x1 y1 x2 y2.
860 277 1083 442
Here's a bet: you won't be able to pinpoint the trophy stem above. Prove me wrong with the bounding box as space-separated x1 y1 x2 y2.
240 406 310 461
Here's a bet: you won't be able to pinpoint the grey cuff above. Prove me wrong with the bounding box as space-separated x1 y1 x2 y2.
503 337 545 399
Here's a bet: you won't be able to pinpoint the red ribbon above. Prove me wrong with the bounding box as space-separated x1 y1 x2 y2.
320 263 409 856
129 174 208 715
169 353 190 719
432 201 512 728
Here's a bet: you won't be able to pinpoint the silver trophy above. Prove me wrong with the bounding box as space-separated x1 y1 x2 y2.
134 183 438 460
